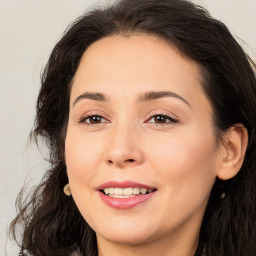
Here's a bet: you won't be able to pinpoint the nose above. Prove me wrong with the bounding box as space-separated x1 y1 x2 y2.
105 123 144 168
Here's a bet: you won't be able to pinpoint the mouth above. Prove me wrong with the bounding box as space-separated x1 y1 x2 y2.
97 181 157 209
100 187 157 198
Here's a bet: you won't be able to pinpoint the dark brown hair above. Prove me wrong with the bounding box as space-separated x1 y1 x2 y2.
10 0 256 255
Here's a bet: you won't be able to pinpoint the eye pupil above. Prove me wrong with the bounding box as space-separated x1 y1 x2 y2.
154 115 166 123
90 116 101 123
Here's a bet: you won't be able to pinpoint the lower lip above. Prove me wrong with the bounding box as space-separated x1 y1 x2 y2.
98 191 156 209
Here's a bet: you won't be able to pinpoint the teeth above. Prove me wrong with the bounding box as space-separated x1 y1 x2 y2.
109 194 134 198
123 188 133 195
114 188 123 195
141 188 147 194
103 187 155 197
132 188 140 195
104 188 110 194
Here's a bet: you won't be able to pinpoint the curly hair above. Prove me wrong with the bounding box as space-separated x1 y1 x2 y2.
10 0 256 255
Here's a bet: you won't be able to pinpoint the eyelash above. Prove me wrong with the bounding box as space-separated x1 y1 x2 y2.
146 113 179 125
78 113 179 126
78 114 109 126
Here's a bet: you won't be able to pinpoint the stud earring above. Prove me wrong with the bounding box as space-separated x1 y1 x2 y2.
220 184 226 199
63 184 72 196
18 245 25 256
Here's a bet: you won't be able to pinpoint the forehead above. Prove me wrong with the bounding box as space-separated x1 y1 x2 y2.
75 35 201 85
71 35 210 112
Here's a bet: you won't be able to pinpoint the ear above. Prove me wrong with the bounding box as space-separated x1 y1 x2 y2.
217 124 248 180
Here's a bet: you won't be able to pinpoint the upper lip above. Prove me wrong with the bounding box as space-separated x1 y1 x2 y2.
97 180 156 190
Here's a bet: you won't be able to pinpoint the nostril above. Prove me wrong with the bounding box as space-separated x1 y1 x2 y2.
107 158 135 165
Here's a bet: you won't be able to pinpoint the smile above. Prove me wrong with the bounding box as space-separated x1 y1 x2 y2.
102 187 155 198
97 181 157 209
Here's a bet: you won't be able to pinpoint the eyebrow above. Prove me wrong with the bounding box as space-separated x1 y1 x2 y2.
136 91 191 107
72 90 191 108
73 92 107 107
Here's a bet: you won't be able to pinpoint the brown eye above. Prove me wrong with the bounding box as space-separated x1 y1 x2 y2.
148 114 178 124
79 115 109 125
154 115 168 123
88 116 102 124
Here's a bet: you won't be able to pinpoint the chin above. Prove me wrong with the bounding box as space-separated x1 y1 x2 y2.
95 221 157 246
98 232 154 246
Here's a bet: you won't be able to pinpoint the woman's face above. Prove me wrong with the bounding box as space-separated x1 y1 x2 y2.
65 35 222 248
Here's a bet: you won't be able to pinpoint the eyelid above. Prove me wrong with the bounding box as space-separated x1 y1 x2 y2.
76 109 179 126
78 110 111 125
79 114 108 123
145 110 179 124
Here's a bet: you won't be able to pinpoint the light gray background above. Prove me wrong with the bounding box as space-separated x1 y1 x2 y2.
1 0 255 255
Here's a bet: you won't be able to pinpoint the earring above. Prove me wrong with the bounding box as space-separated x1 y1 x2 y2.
18 245 25 256
63 184 72 196
220 184 226 199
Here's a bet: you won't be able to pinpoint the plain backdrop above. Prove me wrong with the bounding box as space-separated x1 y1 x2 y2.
1 0 255 255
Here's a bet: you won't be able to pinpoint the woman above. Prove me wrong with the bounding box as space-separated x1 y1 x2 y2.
11 0 256 255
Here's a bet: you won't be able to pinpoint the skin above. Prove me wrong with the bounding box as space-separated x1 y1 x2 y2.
65 35 245 256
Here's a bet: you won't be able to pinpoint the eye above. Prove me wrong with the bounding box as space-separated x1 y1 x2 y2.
147 114 178 124
78 114 109 125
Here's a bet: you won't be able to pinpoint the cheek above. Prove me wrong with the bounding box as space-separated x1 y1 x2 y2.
143 131 219 229
64 129 106 223
146 129 218 193
65 129 105 187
